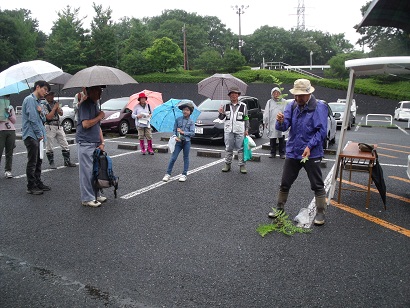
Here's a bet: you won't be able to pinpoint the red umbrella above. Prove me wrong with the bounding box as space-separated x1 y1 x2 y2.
128 89 163 111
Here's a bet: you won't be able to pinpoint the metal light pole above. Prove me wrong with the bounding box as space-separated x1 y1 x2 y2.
310 50 313 70
232 5 249 53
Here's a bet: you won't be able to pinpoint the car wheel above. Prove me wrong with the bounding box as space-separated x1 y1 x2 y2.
119 120 129 136
330 136 336 145
347 120 352 130
254 123 264 138
61 119 73 134
323 138 329 150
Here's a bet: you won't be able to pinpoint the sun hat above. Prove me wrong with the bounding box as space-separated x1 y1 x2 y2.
227 86 241 96
138 92 148 101
289 79 315 95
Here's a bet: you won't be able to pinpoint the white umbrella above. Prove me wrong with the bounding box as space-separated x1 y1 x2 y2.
197 73 248 100
62 65 138 89
0 60 63 89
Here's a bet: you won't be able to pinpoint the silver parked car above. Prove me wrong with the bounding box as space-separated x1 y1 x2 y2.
394 101 410 121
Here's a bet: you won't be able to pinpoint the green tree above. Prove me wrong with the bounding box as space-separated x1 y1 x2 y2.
144 37 184 72
44 6 89 73
193 50 223 73
325 52 365 80
119 50 153 75
87 4 116 67
0 9 39 70
222 49 246 72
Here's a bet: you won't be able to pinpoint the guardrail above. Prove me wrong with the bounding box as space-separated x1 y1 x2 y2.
365 114 392 126
15 106 22 114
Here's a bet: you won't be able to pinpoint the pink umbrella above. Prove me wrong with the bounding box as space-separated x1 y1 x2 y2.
128 89 163 111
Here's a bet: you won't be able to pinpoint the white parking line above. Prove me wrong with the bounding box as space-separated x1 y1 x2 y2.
395 124 409 135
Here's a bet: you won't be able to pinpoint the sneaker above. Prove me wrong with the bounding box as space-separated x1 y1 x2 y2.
37 183 51 191
148 151 154 155
49 162 57 169
162 174 171 182
280 154 286 159
141 151 146 155
97 196 107 203
82 200 101 207
314 212 325 225
4 171 13 178
179 175 187 182
27 187 44 195
240 165 247 174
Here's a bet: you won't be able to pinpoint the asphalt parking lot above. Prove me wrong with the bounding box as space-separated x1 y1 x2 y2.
1 114 409 307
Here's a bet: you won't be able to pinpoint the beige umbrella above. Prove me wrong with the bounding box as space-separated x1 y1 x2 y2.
62 66 138 89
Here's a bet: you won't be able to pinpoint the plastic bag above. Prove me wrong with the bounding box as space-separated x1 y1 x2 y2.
246 135 256 148
294 208 310 227
168 135 177 153
243 137 252 161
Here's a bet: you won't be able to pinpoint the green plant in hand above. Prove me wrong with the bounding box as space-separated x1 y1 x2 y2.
300 156 309 163
256 209 311 237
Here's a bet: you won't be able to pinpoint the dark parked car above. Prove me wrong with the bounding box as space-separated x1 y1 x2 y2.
192 96 264 142
100 97 136 136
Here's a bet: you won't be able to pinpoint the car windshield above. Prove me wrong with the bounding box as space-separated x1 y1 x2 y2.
198 99 229 111
329 104 346 112
101 98 129 111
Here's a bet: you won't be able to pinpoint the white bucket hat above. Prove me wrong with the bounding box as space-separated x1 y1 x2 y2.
289 79 315 95
271 87 281 95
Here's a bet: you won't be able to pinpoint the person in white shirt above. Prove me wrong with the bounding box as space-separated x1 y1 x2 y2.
131 93 154 155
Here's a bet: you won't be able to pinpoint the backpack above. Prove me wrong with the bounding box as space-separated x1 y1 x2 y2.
92 148 119 200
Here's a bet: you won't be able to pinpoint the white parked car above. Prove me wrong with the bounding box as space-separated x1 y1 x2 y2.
394 101 410 121
328 102 354 130
41 97 76 133
337 98 357 124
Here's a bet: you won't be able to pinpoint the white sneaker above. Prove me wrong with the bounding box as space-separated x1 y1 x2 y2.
82 200 101 207
179 175 187 182
162 174 171 182
4 171 13 178
97 196 107 203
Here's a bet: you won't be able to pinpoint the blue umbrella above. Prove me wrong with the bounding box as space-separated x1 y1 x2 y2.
0 81 29 96
150 98 201 133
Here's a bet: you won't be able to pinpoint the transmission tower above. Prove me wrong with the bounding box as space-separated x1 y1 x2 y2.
297 0 305 30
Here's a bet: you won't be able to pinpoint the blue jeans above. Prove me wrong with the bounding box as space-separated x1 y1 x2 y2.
167 140 191 176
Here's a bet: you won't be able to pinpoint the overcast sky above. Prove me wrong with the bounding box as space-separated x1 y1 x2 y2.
1 0 369 51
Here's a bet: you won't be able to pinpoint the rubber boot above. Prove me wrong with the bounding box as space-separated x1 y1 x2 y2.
62 150 76 167
139 140 146 155
147 139 154 155
314 194 327 226
46 152 56 169
221 163 231 172
268 190 289 218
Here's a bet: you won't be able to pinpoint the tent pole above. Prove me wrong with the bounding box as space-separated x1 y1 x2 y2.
327 68 356 204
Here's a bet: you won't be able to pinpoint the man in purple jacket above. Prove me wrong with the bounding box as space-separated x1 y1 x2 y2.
268 79 328 225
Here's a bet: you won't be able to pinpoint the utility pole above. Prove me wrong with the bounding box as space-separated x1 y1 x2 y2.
232 5 249 53
182 24 189 70
297 0 305 30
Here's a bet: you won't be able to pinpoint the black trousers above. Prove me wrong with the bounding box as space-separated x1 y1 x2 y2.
24 137 43 189
280 157 325 196
269 137 285 155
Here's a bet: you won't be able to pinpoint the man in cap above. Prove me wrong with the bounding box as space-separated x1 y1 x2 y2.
42 91 76 168
131 92 154 155
268 79 328 225
76 86 106 207
263 87 287 158
218 86 249 174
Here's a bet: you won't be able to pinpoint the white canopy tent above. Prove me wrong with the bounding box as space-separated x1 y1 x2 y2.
328 56 410 203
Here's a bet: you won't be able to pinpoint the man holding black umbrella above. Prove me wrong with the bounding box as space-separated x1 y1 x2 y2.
76 86 106 207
